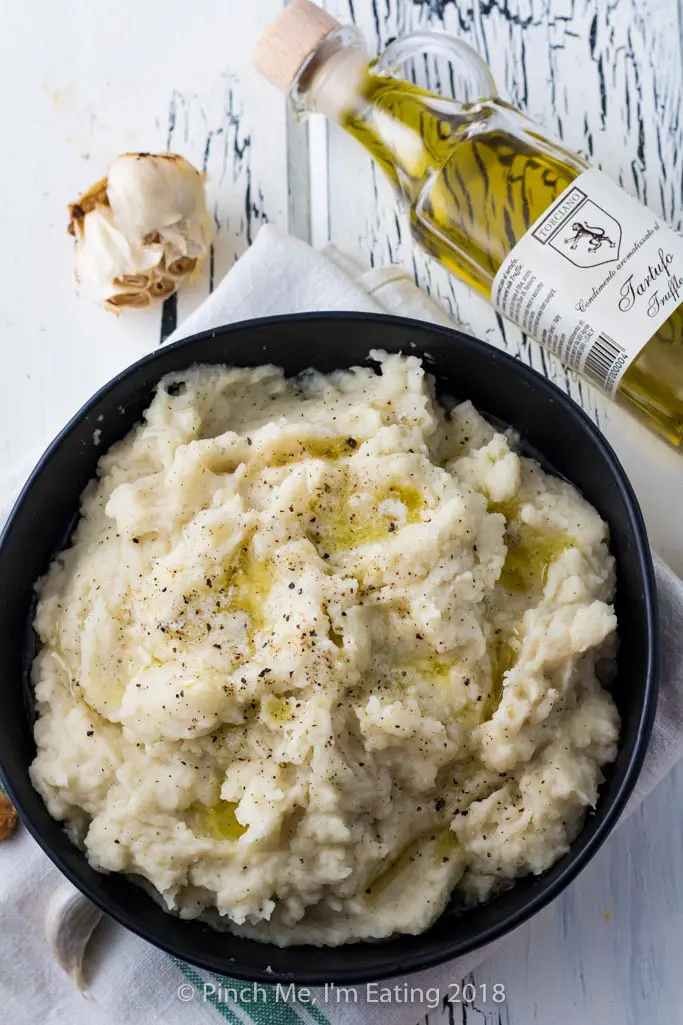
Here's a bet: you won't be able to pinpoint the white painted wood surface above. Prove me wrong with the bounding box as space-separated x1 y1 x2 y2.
0 0 288 475
0 2 682 1023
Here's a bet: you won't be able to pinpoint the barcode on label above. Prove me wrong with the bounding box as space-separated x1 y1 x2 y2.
582 332 627 392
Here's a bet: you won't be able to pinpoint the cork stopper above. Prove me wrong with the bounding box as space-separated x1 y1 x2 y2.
254 0 342 93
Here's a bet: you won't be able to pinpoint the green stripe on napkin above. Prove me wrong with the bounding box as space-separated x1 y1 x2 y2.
172 957 329 1025
172 959 243 1024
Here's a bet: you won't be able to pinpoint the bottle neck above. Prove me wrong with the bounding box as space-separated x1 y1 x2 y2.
288 26 588 216
289 26 370 124
289 27 424 194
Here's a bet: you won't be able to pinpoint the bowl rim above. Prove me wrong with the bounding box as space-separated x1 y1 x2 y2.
0 311 660 984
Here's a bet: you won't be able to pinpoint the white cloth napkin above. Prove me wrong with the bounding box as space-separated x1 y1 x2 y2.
1 224 682 1025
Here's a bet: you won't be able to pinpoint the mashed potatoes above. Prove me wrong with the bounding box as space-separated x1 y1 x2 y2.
30 352 619 946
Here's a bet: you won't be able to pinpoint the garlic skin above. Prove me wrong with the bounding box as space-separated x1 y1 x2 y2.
69 153 211 312
73 204 166 310
44 881 103 989
0 791 18 840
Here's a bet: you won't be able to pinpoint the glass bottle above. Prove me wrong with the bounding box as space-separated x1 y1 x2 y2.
255 0 683 448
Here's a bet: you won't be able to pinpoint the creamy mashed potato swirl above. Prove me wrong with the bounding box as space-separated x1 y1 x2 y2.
30 352 619 945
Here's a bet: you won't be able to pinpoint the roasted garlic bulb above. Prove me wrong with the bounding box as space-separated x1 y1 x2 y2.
69 153 211 312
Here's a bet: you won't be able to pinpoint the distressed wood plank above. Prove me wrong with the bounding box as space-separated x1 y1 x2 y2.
320 0 682 432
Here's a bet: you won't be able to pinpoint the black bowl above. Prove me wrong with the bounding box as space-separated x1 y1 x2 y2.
0 313 658 984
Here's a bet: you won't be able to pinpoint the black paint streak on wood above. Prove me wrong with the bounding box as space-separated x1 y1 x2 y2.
589 12 598 57
203 131 217 282
428 0 543 32
415 0 469 32
452 163 474 226
430 52 443 95
502 209 517 251
447 59 458 100
538 343 549 381
518 35 528 109
595 53 607 130
583 115 594 160
159 292 178 345
203 130 214 172
159 93 182 344
244 173 254 244
370 0 381 40
575 376 600 427
166 92 178 150
219 83 267 247
494 311 508 349
626 28 647 207
244 176 267 246
370 159 380 207
166 89 188 150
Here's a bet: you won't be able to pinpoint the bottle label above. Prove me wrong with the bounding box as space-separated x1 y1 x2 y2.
491 168 683 396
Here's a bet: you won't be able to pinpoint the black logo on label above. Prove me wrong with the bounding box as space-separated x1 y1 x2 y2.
564 221 616 253
533 189 622 268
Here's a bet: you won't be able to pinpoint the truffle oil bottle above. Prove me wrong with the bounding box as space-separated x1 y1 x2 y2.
255 0 683 448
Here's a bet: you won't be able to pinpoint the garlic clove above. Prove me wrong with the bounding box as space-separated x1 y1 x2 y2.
108 291 152 309
44 881 103 990
166 255 198 280
148 276 177 301
106 153 212 257
74 205 163 311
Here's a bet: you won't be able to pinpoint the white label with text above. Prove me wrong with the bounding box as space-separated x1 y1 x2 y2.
491 167 683 395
